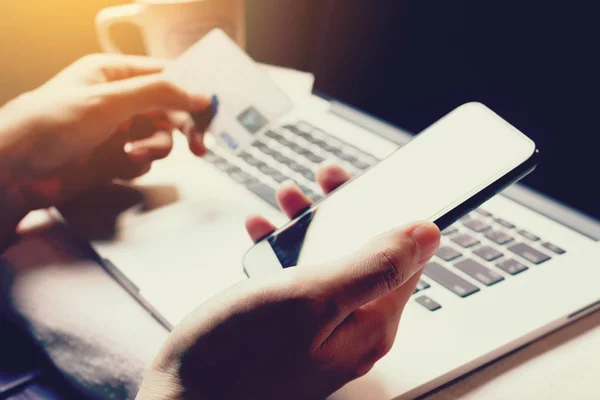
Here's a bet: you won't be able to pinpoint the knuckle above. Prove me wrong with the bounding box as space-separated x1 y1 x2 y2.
376 234 418 291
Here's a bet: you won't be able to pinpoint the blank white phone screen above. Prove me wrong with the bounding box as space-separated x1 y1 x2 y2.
266 103 536 268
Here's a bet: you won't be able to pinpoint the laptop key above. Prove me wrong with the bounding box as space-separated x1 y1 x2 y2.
542 242 566 254
473 245 503 261
475 208 493 217
495 218 516 229
247 182 278 209
454 259 504 286
229 170 257 185
239 152 263 167
424 262 480 297
267 170 287 183
442 226 458 236
255 142 277 156
416 280 431 291
517 230 540 241
508 243 551 264
484 230 514 245
436 246 462 261
496 258 529 275
415 295 442 311
451 233 480 248
463 219 491 233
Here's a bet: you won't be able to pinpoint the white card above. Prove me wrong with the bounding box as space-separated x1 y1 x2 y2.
163 28 294 152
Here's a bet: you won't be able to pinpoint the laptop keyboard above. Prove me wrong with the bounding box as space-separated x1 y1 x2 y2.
203 121 567 312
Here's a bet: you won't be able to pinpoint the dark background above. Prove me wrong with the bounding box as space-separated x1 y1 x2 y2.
1 0 598 219
247 0 599 220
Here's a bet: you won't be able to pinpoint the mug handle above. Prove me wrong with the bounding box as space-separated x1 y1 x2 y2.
95 4 145 53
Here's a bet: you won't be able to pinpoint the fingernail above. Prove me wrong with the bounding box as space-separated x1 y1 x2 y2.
124 142 151 162
409 222 441 264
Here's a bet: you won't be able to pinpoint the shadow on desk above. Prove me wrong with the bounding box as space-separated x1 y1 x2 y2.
60 182 180 241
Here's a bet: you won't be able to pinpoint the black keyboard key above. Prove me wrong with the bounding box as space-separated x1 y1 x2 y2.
508 243 551 264
257 163 278 176
436 246 462 261
272 152 291 164
265 130 282 140
451 233 480 248
255 142 277 156
463 219 491 233
350 158 371 170
484 230 514 245
301 150 325 164
416 280 431 291
267 170 287 183
442 226 458 236
301 169 316 181
288 142 306 154
229 170 257 185
495 218 516 229
542 242 566 254
424 262 480 297
337 152 358 163
239 152 263 167
517 230 540 241
475 208 493 217
496 259 529 275
454 259 505 286
415 295 442 311
473 245 503 261
247 182 278 209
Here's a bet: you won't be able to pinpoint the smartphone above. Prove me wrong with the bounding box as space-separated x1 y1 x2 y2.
243 103 538 276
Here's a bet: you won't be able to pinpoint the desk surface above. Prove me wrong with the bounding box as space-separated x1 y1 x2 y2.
426 309 600 399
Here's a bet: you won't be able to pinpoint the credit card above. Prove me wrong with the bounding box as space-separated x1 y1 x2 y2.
163 28 294 152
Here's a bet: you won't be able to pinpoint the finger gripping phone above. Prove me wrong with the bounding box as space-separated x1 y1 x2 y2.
243 103 538 276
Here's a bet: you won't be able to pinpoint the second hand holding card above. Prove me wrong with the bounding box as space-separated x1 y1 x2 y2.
163 29 295 152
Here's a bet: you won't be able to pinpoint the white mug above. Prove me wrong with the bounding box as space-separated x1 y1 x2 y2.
95 0 245 59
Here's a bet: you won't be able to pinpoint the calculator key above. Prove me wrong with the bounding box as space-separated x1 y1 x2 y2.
495 218 516 229
442 226 458 236
473 245 503 261
508 243 551 264
454 259 505 286
517 230 540 241
463 219 491 233
436 246 462 261
475 208 493 217
424 262 480 297
542 242 566 254
451 233 480 248
415 295 442 311
484 230 514 245
496 259 529 275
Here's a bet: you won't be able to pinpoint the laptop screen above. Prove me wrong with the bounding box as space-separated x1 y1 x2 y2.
264 0 598 221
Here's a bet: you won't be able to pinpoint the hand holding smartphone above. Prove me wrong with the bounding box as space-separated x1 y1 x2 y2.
244 103 538 276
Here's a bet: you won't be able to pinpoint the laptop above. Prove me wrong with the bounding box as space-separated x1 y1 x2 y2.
62 11 600 400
